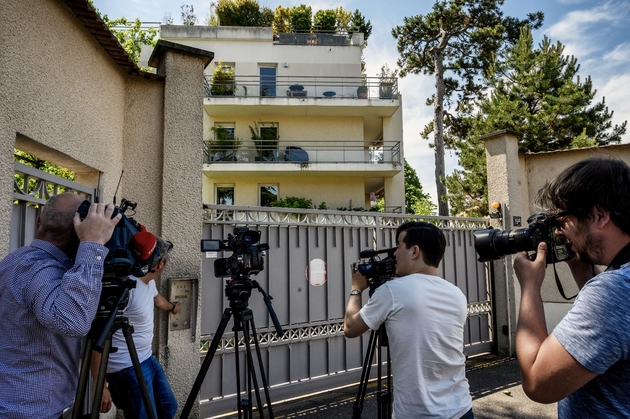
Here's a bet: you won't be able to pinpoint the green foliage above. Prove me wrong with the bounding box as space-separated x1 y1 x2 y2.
271 196 313 209
14 150 76 199
273 6 292 33
97 13 158 66
392 0 543 215
404 160 436 215
318 202 328 210
210 60 236 96
290 4 313 32
350 9 372 43
215 0 272 26
249 123 279 161
206 125 242 161
335 7 352 33
446 27 626 216
313 9 336 32
181 4 197 25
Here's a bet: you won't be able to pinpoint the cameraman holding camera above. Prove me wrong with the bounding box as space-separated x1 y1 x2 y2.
0 193 121 418
344 221 473 419
91 236 179 418
514 158 630 417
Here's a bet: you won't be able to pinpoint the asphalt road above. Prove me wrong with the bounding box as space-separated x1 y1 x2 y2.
210 356 557 419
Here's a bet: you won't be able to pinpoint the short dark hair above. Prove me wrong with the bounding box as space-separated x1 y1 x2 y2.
396 221 446 267
536 157 630 234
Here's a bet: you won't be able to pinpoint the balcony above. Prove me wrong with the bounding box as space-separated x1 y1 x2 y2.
202 139 402 176
204 75 398 101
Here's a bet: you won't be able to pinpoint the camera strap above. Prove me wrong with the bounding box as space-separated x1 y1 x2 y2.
605 241 630 272
553 262 577 300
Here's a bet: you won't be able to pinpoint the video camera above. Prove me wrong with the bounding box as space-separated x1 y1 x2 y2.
202 227 269 279
356 247 397 290
473 212 573 263
78 198 159 318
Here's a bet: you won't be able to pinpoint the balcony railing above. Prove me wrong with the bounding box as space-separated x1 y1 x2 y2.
203 75 398 100
203 139 401 166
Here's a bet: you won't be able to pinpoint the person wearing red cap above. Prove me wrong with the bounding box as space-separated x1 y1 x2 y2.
92 236 180 418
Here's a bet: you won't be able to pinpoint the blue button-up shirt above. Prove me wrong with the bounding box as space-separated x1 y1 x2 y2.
0 239 108 418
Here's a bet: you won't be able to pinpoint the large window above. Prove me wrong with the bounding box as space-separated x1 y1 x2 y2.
216 184 235 205
255 123 279 161
259 184 278 207
259 66 277 97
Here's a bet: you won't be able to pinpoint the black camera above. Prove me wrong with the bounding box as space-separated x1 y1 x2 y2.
357 247 397 289
473 213 573 263
202 227 269 279
78 199 157 278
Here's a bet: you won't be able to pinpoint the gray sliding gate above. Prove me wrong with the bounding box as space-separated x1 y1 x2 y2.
199 206 493 417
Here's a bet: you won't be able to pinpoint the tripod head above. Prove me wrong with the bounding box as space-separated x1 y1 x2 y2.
224 274 284 337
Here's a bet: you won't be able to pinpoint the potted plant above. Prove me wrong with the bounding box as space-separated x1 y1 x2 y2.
378 64 398 99
357 84 368 99
206 125 242 161
250 123 279 161
210 59 236 96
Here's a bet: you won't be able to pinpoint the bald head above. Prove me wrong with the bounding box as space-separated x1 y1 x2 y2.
35 193 83 247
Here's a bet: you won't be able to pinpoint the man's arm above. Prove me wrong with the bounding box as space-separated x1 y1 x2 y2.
343 265 369 338
155 292 180 315
89 352 113 413
514 242 597 403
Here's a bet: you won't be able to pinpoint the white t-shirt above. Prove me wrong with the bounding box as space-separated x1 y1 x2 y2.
359 273 472 419
106 278 158 373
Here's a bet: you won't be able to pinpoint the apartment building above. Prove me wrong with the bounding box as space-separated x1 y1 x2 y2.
159 25 405 212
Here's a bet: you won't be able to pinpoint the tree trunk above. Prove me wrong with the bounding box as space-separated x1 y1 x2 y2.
433 50 449 216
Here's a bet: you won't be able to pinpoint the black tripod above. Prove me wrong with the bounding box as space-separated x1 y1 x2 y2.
181 276 284 419
72 277 156 419
352 324 393 419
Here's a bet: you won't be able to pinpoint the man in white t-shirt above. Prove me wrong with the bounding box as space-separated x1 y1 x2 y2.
344 221 473 419
92 237 180 419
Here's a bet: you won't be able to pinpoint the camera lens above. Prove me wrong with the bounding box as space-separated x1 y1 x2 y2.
473 228 533 262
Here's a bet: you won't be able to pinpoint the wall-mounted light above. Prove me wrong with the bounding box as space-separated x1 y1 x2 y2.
489 202 502 219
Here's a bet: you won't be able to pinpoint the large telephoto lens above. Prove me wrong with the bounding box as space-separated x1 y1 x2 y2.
473 228 534 262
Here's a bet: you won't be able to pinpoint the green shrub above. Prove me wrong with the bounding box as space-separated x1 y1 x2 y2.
271 196 313 209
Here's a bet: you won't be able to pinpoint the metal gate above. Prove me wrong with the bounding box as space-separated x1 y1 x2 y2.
199 206 493 417
11 162 94 251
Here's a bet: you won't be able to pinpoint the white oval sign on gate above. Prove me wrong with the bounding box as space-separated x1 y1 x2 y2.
306 258 327 286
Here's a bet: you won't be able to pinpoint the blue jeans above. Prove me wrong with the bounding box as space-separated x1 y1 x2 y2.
107 356 178 419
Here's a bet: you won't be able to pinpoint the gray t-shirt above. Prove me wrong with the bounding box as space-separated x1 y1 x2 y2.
554 263 630 418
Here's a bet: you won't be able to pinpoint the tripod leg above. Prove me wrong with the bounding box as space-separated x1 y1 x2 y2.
242 310 274 419
181 308 233 419
375 327 392 419
89 334 115 419
122 323 157 419
352 329 378 419
72 338 95 419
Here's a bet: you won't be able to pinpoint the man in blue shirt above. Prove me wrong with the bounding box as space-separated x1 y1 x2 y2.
0 193 121 418
515 158 630 418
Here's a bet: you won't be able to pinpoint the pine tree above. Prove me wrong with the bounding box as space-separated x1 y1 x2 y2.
392 0 543 216
446 27 627 216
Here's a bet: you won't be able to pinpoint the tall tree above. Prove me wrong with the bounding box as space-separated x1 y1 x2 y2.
446 27 627 216
392 0 543 216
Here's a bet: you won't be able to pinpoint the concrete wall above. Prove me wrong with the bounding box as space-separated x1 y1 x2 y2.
483 131 630 355
1 2 212 416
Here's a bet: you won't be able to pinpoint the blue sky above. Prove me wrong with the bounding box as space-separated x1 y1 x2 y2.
94 0 630 205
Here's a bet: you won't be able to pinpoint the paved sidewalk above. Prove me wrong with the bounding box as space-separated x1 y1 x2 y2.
212 356 557 419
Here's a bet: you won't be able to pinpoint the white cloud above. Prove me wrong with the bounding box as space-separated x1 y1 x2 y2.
602 41 630 65
546 1 630 58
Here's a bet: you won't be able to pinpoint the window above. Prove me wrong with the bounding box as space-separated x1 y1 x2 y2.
216 185 235 205
259 66 277 97
255 123 279 161
260 184 278 207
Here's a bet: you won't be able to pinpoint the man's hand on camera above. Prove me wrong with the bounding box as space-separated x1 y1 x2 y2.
514 242 547 291
351 262 368 292
73 203 122 245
